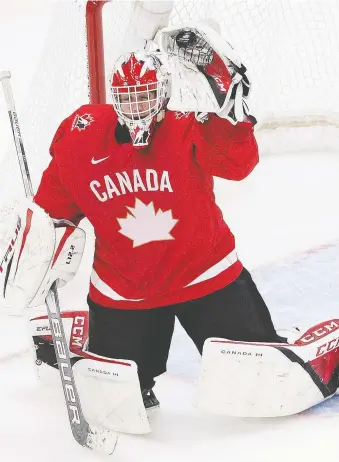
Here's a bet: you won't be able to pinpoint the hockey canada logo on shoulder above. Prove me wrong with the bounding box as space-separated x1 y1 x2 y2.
71 113 94 131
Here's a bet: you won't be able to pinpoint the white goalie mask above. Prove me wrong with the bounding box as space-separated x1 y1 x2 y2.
111 51 171 147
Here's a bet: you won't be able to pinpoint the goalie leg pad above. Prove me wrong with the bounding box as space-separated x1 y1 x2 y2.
30 309 151 434
198 319 339 417
73 356 151 435
30 308 90 383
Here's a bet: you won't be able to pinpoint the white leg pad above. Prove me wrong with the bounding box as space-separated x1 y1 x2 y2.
73 357 150 434
198 338 329 417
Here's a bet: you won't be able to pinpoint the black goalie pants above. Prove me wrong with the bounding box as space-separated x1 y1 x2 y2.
88 268 282 390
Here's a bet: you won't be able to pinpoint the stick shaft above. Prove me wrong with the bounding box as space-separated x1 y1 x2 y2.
0 72 34 199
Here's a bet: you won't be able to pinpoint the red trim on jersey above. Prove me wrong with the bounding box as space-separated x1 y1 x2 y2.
89 259 243 310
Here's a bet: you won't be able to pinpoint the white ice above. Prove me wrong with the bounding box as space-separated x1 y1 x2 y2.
1 2 339 462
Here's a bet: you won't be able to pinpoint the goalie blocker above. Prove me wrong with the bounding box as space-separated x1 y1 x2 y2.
0 199 85 312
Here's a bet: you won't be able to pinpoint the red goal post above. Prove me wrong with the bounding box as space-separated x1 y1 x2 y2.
86 0 109 104
85 0 175 103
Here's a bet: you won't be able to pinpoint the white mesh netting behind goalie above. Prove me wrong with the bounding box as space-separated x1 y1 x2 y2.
1 0 339 208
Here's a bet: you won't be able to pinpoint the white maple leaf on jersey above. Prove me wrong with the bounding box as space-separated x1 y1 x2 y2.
117 198 178 247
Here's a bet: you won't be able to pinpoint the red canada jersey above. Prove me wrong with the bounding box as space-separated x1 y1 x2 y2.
34 105 258 310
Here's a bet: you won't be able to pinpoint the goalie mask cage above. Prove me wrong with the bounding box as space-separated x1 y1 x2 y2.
2 0 339 205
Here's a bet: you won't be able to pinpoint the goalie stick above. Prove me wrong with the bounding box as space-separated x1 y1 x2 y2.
0 70 118 455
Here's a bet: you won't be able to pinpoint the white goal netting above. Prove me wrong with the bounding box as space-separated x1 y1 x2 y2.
1 0 339 207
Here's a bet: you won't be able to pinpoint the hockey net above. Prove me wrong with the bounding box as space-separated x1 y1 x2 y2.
1 0 339 206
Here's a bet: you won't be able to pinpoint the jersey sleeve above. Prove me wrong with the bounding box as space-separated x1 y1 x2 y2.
34 117 85 226
192 114 259 180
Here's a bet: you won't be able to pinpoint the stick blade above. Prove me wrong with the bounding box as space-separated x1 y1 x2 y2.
86 425 119 455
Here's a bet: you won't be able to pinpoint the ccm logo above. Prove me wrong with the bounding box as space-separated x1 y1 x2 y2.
71 316 86 349
316 336 339 357
298 321 339 344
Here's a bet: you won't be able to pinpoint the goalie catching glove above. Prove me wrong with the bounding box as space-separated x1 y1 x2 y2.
0 199 85 311
155 21 252 124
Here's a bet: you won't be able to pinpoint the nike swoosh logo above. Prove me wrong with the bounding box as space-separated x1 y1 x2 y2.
91 156 109 165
